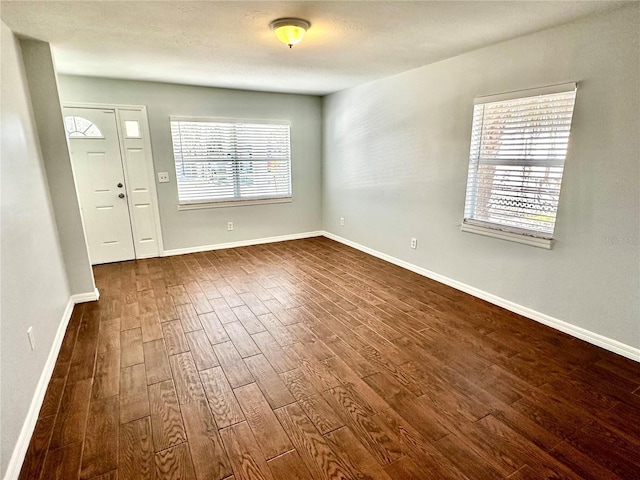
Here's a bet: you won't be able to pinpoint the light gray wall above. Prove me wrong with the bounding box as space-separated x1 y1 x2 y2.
57 76 323 251
20 39 95 296
323 5 640 348
0 23 73 477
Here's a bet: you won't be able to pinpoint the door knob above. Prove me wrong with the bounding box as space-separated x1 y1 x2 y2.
117 183 123 188
118 193 125 199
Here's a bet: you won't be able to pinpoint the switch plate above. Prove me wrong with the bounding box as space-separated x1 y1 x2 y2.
157 172 170 183
410 238 417 249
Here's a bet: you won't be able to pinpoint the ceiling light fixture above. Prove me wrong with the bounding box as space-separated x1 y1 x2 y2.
270 18 311 48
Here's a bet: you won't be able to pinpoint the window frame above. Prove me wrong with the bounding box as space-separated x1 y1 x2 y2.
461 83 577 249
169 115 293 209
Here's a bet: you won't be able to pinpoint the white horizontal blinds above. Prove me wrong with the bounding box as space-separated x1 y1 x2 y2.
171 120 291 204
464 86 577 238
235 123 291 198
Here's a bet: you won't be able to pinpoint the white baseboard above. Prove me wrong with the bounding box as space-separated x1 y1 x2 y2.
162 231 323 257
70 287 100 303
322 231 640 363
3 297 76 480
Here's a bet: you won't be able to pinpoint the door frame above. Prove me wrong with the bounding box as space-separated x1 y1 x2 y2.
63 102 164 259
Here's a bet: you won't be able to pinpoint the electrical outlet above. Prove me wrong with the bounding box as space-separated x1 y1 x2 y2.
410 238 417 249
340 217 345 226
27 326 35 351
227 221 234 231
157 172 170 183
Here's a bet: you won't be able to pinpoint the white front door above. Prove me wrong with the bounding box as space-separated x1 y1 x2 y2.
65 107 136 264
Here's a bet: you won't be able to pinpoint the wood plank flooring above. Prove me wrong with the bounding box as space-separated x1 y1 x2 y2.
19 237 640 479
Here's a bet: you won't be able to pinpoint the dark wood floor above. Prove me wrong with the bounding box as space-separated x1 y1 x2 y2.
19 237 640 480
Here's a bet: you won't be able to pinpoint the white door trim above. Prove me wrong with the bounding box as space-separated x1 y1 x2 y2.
63 102 164 258
64 101 151 110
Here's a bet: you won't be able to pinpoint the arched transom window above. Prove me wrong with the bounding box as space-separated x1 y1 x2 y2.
64 116 104 138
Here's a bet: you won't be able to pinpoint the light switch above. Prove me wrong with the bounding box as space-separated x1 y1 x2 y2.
157 172 170 183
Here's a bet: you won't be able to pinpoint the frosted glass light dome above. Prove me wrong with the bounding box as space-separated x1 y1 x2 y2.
270 18 311 48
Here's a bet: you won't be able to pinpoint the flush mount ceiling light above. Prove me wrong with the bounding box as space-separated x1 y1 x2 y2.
270 18 311 48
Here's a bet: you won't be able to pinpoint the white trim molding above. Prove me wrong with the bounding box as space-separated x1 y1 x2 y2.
461 222 553 249
162 231 323 257
177 197 293 211
474 81 577 105
71 287 100 303
322 231 640 363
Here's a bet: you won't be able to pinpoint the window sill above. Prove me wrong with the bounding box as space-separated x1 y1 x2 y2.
461 222 553 249
177 197 292 210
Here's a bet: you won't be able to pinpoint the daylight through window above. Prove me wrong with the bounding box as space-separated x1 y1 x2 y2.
462 84 577 245
64 116 104 138
170 118 292 205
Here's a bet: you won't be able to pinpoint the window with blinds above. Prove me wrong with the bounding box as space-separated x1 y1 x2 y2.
170 118 292 205
462 83 577 246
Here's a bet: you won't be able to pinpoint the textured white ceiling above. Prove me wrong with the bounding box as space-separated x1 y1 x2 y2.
1 1 628 95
